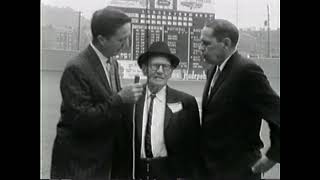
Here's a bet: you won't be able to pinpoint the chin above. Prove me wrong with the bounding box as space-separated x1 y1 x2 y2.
150 79 166 86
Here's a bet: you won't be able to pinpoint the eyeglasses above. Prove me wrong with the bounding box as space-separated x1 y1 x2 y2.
149 64 172 72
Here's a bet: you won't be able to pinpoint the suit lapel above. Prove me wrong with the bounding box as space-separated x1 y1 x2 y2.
164 86 178 131
202 66 216 108
111 57 121 92
135 87 146 151
86 45 113 94
206 52 237 104
135 86 178 150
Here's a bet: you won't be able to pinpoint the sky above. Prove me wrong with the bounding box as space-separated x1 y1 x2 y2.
41 0 280 30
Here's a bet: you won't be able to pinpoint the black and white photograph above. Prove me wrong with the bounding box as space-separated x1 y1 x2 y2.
41 0 280 179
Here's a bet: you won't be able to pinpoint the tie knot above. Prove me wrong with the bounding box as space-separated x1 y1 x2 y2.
216 66 221 73
150 93 156 99
106 58 111 64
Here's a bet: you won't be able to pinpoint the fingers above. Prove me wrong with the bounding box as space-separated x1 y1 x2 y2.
132 90 143 102
251 157 276 174
131 84 143 102
118 84 144 103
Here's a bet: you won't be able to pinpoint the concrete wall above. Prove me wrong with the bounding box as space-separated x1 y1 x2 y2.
252 58 280 78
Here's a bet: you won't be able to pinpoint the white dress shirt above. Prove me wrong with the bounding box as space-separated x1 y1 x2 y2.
140 86 168 158
90 43 112 86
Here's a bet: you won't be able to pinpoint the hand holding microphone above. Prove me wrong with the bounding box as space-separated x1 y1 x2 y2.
118 75 143 103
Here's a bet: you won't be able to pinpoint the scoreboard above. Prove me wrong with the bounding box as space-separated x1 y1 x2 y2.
108 0 215 80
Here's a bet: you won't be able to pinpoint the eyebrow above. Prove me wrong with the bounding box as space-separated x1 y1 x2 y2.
150 63 171 65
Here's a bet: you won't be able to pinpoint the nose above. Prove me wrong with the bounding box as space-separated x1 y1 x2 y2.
157 65 164 73
121 38 130 49
125 38 129 48
199 44 205 53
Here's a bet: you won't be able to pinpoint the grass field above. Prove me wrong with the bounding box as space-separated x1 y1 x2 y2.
41 70 280 179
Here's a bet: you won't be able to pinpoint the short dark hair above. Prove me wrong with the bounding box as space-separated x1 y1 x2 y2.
205 19 239 48
91 7 131 41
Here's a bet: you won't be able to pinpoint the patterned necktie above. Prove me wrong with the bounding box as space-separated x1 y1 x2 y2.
207 66 221 98
106 59 118 93
145 93 156 158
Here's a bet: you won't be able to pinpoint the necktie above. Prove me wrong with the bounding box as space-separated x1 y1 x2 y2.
145 93 156 158
207 66 221 98
106 59 118 93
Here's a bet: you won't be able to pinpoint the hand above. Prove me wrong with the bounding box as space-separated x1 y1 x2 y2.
251 155 277 174
118 83 143 103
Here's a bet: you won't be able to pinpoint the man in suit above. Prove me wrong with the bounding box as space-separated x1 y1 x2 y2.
134 42 201 180
50 7 143 180
199 19 280 180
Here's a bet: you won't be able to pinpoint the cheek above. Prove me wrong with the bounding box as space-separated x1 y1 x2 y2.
206 48 215 57
166 71 173 79
162 72 172 82
209 48 221 57
142 67 150 76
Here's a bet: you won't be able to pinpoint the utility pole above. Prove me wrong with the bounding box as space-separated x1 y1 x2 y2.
267 4 270 57
78 11 81 51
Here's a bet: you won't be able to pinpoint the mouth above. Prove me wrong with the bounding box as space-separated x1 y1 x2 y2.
153 76 165 80
201 54 207 61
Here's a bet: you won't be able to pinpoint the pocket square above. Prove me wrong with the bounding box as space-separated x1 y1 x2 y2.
167 102 183 113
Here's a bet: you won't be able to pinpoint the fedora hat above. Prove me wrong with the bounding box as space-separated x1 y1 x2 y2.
137 41 180 69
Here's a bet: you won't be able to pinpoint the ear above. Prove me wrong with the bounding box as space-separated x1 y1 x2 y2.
167 69 173 78
97 35 106 46
141 65 148 76
222 37 232 49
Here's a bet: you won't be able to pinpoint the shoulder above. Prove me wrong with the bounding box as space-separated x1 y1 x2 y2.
60 48 95 82
230 53 265 77
238 55 263 72
64 48 93 74
168 87 197 102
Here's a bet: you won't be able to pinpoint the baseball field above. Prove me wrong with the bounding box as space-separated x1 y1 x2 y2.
41 70 280 179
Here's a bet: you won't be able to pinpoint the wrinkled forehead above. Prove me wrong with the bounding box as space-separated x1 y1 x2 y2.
149 55 171 65
200 26 214 40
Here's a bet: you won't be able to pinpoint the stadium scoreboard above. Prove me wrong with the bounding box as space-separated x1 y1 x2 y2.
108 0 215 80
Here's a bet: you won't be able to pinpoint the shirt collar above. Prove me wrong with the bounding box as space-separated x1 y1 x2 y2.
218 49 236 71
146 85 166 102
90 42 110 64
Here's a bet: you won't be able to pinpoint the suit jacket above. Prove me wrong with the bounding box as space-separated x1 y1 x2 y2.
50 45 133 180
201 51 280 174
134 86 201 178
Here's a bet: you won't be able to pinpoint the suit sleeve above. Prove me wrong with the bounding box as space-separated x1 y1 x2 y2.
60 65 124 135
186 96 202 176
242 63 280 163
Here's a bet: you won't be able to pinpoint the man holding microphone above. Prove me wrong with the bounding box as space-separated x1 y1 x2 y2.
50 7 143 180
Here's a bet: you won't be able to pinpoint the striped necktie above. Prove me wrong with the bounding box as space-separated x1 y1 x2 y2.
207 66 221 98
145 93 156 158
106 58 118 93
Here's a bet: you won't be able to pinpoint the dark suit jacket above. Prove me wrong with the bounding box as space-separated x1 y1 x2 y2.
134 86 201 178
50 45 133 180
201 51 280 174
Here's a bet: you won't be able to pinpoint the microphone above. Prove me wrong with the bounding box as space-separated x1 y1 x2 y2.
132 75 139 179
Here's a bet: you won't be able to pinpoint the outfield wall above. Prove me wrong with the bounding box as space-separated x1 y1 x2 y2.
41 49 280 79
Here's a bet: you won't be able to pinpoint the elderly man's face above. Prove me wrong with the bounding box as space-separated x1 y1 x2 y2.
142 56 173 88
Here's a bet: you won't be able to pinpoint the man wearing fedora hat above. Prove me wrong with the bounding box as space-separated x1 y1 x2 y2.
133 41 201 180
